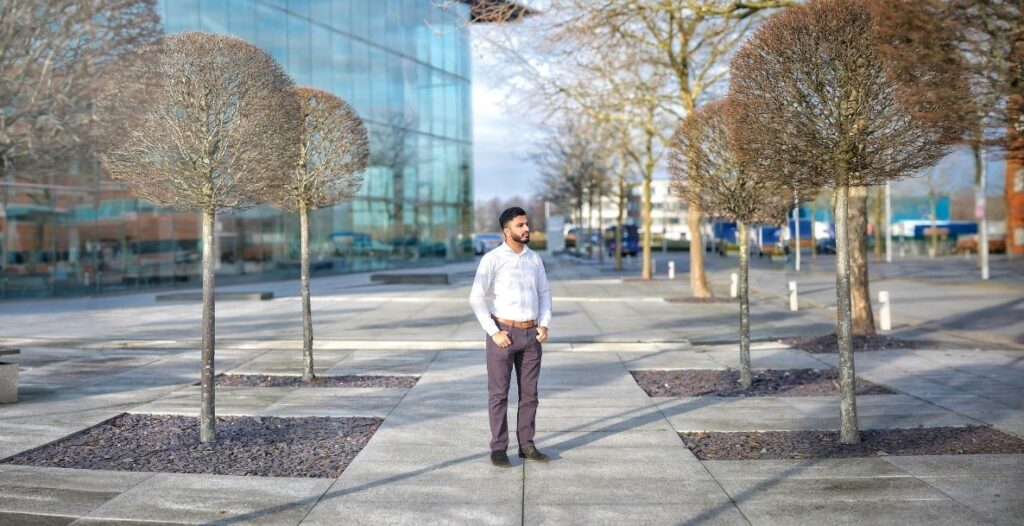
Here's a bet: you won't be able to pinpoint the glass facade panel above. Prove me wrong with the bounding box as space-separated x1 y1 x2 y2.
1 0 473 299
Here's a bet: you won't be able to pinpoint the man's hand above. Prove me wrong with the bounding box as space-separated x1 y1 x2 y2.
536 326 549 343
491 330 511 348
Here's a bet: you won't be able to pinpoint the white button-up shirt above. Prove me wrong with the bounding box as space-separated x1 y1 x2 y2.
469 242 552 336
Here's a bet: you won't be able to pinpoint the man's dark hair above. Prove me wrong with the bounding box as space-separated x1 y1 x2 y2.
498 207 527 231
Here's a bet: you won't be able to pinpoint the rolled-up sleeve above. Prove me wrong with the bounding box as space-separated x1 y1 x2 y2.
536 258 552 329
469 255 500 336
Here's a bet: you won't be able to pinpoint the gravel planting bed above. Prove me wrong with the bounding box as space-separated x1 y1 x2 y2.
681 426 1024 460
780 334 929 354
631 368 895 397
210 374 419 388
3 413 382 478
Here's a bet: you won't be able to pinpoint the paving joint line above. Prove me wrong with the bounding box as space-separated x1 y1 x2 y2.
616 349 754 526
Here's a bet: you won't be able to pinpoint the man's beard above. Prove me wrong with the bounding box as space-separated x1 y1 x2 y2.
512 232 530 244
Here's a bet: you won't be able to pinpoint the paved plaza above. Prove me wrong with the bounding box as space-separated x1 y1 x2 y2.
0 254 1022 525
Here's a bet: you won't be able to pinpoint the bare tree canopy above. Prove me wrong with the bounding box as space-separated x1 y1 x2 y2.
273 87 368 212
0 0 160 169
669 98 793 226
95 32 302 213
729 0 968 191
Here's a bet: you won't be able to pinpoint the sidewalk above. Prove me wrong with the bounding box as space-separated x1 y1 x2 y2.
1 255 1022 525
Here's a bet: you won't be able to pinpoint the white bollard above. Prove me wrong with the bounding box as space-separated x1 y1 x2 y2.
879 290 891 331
668 261 675 280
788 281 798 311
730 273 738 298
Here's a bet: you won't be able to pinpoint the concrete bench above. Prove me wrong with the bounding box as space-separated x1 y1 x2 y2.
155 291 274 302
369 273 449 285
0 348 20 404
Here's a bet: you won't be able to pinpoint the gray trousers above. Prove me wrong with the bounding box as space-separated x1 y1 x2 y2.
486 324 543 451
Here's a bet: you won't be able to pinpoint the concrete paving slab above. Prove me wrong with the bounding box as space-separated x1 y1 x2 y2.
524 475 731 505
719 476 950 503
703 458 912 480
325 470 520 504
523 503 748 526
883 454 1024 478
735 498 987 526
302 500 521 526
916 475 1024 523
258 388 407 418
81 473 331 525
619 351 726 371
129 386 293 415
0 466 152 518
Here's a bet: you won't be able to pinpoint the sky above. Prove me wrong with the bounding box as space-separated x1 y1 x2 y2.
470 45 543 202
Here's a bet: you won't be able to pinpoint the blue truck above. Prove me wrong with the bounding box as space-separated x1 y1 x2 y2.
605 225 639 257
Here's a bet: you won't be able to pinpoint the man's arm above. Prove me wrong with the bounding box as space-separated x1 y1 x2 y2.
536 258 552 329
469 255 501 336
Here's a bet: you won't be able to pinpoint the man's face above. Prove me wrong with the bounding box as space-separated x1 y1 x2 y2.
505 215 530 244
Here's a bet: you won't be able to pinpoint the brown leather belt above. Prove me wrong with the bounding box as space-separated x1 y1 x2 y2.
492 316 537 329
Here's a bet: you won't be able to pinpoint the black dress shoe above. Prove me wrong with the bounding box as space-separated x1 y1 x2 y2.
518 445 550 462
490 450 511 467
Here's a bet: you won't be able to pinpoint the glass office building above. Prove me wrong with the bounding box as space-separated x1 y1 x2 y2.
0 0 476 299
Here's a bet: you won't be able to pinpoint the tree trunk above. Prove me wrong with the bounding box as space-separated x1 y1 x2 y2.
199 209 217 443
848 186 876 335
737 220 752 388
1 160 10 297
597 185 604 264
300 201 314 381
615 159 627 271
973 143 989 279
688 204 712 297
834 182 860 445
641 176 652 280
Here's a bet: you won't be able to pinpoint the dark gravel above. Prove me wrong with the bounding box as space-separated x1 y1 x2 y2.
780 334 929 354
681 426 1024 460
211 374 419 388
664 296 737 304
631 369 895 397
3 413 382 478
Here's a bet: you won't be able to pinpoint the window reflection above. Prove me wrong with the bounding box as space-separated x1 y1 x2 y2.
1 0 475 299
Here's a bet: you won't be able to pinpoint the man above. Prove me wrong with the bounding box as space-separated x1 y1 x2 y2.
469 207 552 467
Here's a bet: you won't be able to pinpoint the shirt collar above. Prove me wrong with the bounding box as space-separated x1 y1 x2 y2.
501 241 530 256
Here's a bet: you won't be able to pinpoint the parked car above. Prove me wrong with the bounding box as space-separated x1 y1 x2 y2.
473 233 503 255
816 238 836 254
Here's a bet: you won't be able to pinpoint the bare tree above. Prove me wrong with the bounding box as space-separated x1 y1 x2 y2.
0 0 160 274
874 0 1021 275
729 0 965 443
270 88 368 382
95 33 302 442
670 99 794 388
368 113 417 246
467 0 797 289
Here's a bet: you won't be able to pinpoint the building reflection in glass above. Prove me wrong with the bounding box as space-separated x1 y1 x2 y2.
0 0 474 299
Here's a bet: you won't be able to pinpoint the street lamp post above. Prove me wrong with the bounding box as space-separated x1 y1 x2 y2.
793 195 801 271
